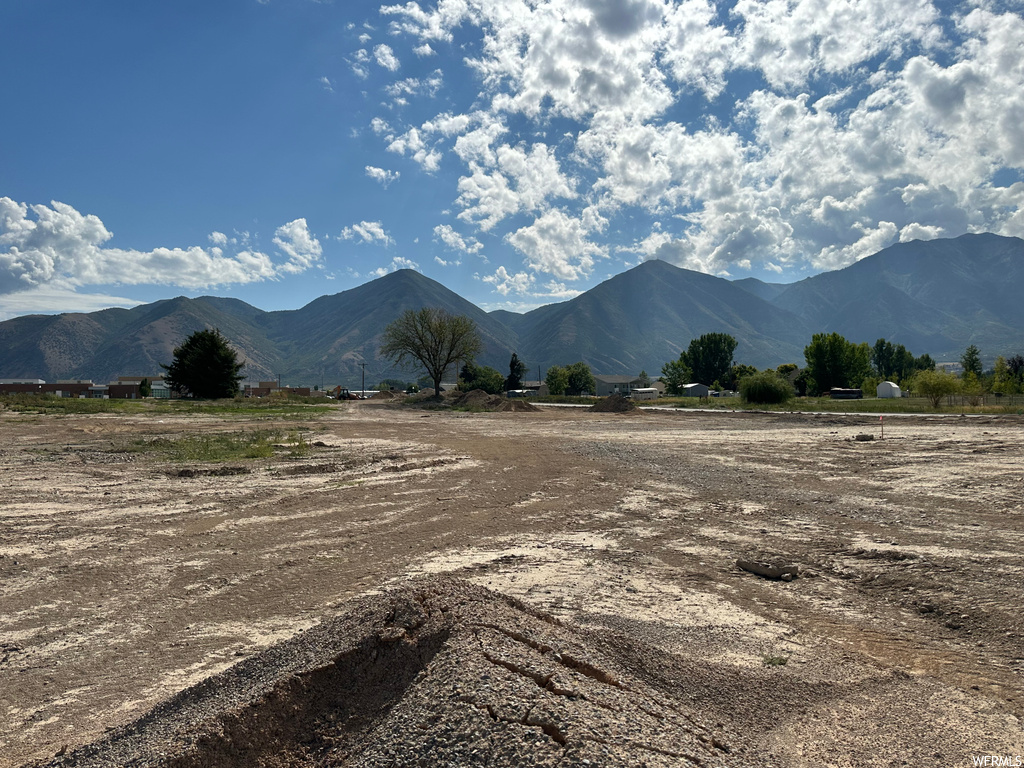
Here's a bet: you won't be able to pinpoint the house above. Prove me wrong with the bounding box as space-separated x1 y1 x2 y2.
681 383 710 397
594 375 650 397
520 380 550 396
877 381 902 398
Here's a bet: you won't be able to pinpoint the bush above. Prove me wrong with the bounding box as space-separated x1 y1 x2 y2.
739 370 794 405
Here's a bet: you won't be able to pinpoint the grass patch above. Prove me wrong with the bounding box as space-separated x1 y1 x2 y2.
761 653 790 667
128 428 314 462
0 394 335 419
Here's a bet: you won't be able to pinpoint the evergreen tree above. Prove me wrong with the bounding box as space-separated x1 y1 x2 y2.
505 352 527 391
162 328 245 399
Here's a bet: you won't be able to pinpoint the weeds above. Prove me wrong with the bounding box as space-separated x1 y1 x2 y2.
761 653 790 667
128 430 299 462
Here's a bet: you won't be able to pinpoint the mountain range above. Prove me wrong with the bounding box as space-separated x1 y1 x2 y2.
1 233 1022 387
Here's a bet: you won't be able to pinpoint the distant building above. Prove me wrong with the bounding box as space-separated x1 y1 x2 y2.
877 381 902 398
681 383 710 397
594 375 652 397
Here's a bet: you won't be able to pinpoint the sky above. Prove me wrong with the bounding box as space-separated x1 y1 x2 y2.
2 0 1024 321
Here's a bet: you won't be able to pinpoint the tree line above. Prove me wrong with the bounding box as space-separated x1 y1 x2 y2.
159 312 1024 407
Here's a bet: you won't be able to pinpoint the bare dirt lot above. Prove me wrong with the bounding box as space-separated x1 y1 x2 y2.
2 402 1023 766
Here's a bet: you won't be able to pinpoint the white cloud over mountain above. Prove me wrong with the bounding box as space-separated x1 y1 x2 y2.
369 0 1024 300
0 198 322 297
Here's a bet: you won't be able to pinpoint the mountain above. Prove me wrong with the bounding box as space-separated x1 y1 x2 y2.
255 269 519 385
771 233 1024 360
2 233 1023 386
732 277 790 302
510 260 810 372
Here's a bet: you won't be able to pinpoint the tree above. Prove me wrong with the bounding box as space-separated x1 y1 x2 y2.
545 366 568 396
162 328 245 399
139 378 152 398
683 333 737 386
1007 354 1024 391
379 308 482 395
505 352 527 391
726 363 758 391
637 370 651 387
376 378 409 391
459 362 505 394
739 370 794 405
912 368 960 408
961 345 982 379
660 356 692 395
991 356 1014 395
803 332 872 395
565 361 596 395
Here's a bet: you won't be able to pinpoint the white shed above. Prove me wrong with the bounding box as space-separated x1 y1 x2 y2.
681 383 710 397
877 381 901 398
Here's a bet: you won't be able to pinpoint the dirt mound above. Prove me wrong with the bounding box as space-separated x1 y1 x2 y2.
499 398 540 412
589 393 639 413
370 390 399 400
450 388 499 408
35 579 733 768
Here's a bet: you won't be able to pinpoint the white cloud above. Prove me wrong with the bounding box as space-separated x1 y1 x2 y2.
0 285 144 321
386 126 443 171
433 223 483 253
434 255 461 267
273 218 323 274
365 165 401 186
373 0 1024 280
0 198 303 296
374 43 401 71
482 265 534 295
371 256 419 276
413 43 435 56
319 76 335 93
339 220 394 245
506 210 605 280
208 231 228 246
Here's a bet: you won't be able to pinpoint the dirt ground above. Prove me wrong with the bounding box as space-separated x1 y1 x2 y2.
1 402 1023 766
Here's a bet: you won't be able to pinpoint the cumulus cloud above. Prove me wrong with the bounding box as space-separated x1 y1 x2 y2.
368 0 1024 284
339 220 394 245
482 266 534 295
506 210 605 281
371 256 419 276
272 218 323 274
374 44 400 71
433 224 483 254
365 165 400 186
0 198 311 296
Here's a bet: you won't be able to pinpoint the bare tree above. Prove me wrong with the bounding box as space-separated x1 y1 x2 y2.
379 308 482 395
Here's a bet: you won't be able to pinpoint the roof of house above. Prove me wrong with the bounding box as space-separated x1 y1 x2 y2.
594 375 639 384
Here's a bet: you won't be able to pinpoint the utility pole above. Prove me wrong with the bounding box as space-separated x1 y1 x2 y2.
359 362 368 397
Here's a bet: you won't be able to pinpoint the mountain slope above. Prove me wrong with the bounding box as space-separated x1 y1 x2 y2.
772 233 1024 358
3 233 1024 385
511 260 811 373
260 270 520 384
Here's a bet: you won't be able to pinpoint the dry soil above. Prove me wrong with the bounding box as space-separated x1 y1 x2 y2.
1 402 1023 766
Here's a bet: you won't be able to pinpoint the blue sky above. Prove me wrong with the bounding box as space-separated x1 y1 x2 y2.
2 0 1024 320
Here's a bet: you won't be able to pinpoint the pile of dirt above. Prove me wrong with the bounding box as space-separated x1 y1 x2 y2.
589 393 639 413
450 388 501 409
370 390 400 400
32 579 734 768
498 398 540 412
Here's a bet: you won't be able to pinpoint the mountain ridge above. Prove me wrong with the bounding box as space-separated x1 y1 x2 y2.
1 233 1022 386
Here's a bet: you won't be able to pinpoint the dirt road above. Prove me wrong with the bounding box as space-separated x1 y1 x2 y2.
1 402 1022 766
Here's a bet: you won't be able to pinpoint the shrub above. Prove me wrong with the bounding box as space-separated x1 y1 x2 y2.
739 370 794 405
